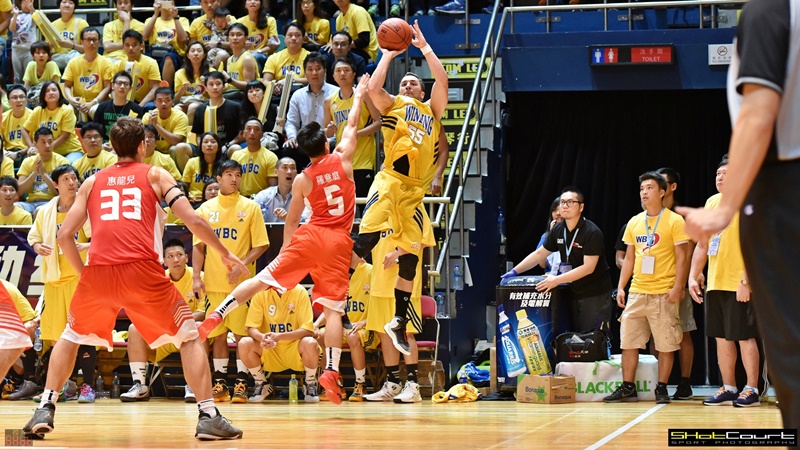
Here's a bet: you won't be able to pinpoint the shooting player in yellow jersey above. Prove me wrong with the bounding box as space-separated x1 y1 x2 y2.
120 239 206 402
237 285 320 402
193 159 269 402
351 20 447 356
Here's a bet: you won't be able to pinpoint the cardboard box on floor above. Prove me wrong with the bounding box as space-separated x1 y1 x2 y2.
516 375 576 404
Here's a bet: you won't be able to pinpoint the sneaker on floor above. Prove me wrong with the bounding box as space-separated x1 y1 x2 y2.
62 380 79 401
248 381 274 402
734 388 761 408
389 4 401 17
2 378 18 399
319 370 344 405
413 9 424 15
23 403 55 438
319 388 330 401
195 409 243 440
655 384 671 404
349 382 367 402
367 4 379 18
603 384 638 403
384 317 411 355
212 378 231 403
304 381 320 403
184 385 196 403
427 8 436 15
9 380 39 400
231 378 248 403
435 0 466 15
672 381 693 400
703 387 738 406
77 384 95 403
120 382 149 402
393 381 422 403
364 381 402 402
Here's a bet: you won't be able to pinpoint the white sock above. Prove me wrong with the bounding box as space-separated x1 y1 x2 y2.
248 366 267 382
236 359 248 375
744 385 759 394
129 362 147 384
215 295 238 319
325 347 342 373
724 384 738 393
197 399 217 417
38 389 59 407
354 368 366 384
305 367 317 385
213 359 228 374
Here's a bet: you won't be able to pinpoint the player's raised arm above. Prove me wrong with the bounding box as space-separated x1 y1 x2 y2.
56 177 94 274
368 49 401 113
156 167 248 275
335 74 370 163
282 173 312 249
410 21 447 120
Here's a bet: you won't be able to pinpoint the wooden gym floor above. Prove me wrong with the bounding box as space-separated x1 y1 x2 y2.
1 397 782 449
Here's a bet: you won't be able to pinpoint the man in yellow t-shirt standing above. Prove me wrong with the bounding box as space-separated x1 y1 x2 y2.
607 172 690 405
193 159 269 402
333 0 377 63
688 155 761 408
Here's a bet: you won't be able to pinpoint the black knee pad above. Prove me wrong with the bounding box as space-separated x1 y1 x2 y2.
397 253 419 280
353 231 380 259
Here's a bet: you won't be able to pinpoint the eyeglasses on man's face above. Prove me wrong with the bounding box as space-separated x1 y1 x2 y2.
560 199 582 207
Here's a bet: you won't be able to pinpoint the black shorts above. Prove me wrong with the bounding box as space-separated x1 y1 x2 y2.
569 290 612 333
705 290 758 341
354 169 375 198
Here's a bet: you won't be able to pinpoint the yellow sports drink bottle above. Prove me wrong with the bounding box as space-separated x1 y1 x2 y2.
515 309 552 374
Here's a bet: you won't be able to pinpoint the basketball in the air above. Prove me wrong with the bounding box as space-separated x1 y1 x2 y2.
377 18 414 51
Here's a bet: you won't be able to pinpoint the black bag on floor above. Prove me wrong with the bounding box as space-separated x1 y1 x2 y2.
553 329 611 364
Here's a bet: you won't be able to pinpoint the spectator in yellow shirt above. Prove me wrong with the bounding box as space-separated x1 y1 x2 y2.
143 0 190 90
102 0 145 62
0 176 33 225
50 0 89 71
263 22 310 96
23 41 61 90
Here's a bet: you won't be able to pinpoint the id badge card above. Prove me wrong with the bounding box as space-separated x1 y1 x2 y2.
641 255 655 275
707 235 721 256
558 263 572 275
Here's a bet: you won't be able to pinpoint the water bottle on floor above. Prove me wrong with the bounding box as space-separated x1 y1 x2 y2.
33 325 42 352
435 292 448 318
289 374 298 404
112 372 120 399
96 372 104 393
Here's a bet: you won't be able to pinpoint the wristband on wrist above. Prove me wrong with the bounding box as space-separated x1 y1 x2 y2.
421 44 433 55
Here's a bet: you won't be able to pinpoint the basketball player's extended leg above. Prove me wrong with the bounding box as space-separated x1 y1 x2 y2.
319 306 345 404
180 337 214 408
384 251 418 356
40 339 80 402
23 339 80 436
0 348 25 384
198 277 271 340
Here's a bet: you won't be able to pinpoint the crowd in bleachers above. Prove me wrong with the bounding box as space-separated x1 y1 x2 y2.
0 0 428 223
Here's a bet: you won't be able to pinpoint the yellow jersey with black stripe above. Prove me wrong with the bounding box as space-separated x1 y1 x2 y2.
346 262 371 322
245 285 313 345
381 95 440 186
167 266 201 313
329 89 375 171
421 120 445 194
194 192 269 293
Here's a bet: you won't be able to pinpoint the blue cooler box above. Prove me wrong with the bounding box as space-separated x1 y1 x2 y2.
496 276 569 390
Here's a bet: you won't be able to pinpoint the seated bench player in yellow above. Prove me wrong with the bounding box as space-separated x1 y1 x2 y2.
237 285 321 403
314 261 377 402
120 239 206 402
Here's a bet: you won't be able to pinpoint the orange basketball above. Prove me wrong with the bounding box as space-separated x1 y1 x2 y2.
377 18 413 51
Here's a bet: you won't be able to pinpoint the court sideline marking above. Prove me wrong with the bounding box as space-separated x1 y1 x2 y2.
585 403 666 449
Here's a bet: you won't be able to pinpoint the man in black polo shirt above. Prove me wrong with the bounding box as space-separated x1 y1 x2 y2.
501 186 612 332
